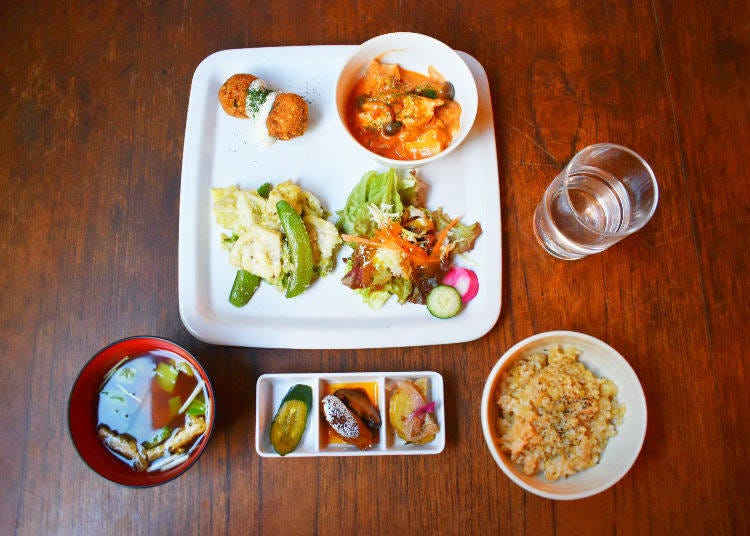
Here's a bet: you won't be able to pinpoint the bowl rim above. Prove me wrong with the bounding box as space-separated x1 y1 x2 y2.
480 330 647 500
334 31 479 167
67 335 215 488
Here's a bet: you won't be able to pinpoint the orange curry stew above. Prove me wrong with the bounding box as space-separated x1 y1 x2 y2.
346 59 461 160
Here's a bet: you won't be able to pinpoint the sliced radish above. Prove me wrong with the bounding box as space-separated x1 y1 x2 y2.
411 401 436 417
442 267 479 303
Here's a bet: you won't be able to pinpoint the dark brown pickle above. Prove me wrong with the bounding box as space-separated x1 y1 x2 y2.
334 388 382 431
321 395 375 450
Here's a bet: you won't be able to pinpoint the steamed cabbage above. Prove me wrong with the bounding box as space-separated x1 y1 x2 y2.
211 181 341 290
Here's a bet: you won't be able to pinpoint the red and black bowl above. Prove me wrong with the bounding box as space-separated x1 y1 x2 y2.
68 336 215 487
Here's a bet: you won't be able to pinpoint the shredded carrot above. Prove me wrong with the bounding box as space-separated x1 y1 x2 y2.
344 216 459 271
430 217 460 261
341 234 382 248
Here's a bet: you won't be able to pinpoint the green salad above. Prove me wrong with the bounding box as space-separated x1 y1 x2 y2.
336 169 482 311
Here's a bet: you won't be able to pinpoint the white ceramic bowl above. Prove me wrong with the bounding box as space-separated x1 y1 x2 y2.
481 331 647 500
335 32 478 168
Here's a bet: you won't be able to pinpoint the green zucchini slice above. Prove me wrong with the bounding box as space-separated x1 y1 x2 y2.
270 384 313 455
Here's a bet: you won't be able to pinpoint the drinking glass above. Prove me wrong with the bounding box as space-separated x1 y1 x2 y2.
533 144 658 260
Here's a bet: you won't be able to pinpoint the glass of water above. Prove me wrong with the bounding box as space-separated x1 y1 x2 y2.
533 143 659 260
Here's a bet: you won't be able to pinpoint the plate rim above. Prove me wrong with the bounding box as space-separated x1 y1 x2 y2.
178 45 502 349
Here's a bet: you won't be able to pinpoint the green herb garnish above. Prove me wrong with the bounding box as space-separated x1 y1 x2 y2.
117 368 135 381
221 233 240 249
245 86 271 117
417 87 438 99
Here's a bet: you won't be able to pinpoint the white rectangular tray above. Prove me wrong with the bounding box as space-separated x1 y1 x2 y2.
256 371 445 457
178 45 501 348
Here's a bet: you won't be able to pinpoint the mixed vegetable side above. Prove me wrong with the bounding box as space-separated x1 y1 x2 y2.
210 169 480 318
211 180 341 304
268 377 440 456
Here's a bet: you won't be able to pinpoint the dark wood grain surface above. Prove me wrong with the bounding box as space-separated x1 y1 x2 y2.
2 1 748 534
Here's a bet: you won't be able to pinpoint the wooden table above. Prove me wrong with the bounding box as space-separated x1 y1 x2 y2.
2 1 747 534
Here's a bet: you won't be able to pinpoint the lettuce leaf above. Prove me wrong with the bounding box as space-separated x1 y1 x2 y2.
396 171 424 207
336 169 404 237
355 288 392 310
432 207 483 254
355 277 412 309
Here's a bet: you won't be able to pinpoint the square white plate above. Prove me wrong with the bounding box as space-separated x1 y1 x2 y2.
178 46 501 348
256 371 445 457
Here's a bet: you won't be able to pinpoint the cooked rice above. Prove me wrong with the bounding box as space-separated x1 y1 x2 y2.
495 346 625 481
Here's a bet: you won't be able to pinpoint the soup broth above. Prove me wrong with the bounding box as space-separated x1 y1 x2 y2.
97 350 209 472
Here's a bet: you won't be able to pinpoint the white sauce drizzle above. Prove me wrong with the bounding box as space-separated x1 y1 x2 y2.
244 78 269 119
242 78 278 147
254 90 279 147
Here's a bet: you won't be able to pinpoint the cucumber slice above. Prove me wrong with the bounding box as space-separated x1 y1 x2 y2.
426 285 462 319
270 384 313 455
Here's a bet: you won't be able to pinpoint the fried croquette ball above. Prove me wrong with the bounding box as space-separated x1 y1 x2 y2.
218 74 257 118
266 93 308 140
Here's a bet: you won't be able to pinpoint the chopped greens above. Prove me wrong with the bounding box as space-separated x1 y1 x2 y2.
142 427 172 449
417 87 438 99
117 368 135 381
256 182 272 199
245 86 271 117
186 396 207 416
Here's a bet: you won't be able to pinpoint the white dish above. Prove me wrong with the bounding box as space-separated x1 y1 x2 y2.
480 331 648 500
334 32 478 168
256 371 445 457
178 45 501 348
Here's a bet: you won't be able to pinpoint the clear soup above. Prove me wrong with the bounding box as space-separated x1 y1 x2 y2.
97 350 209 472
